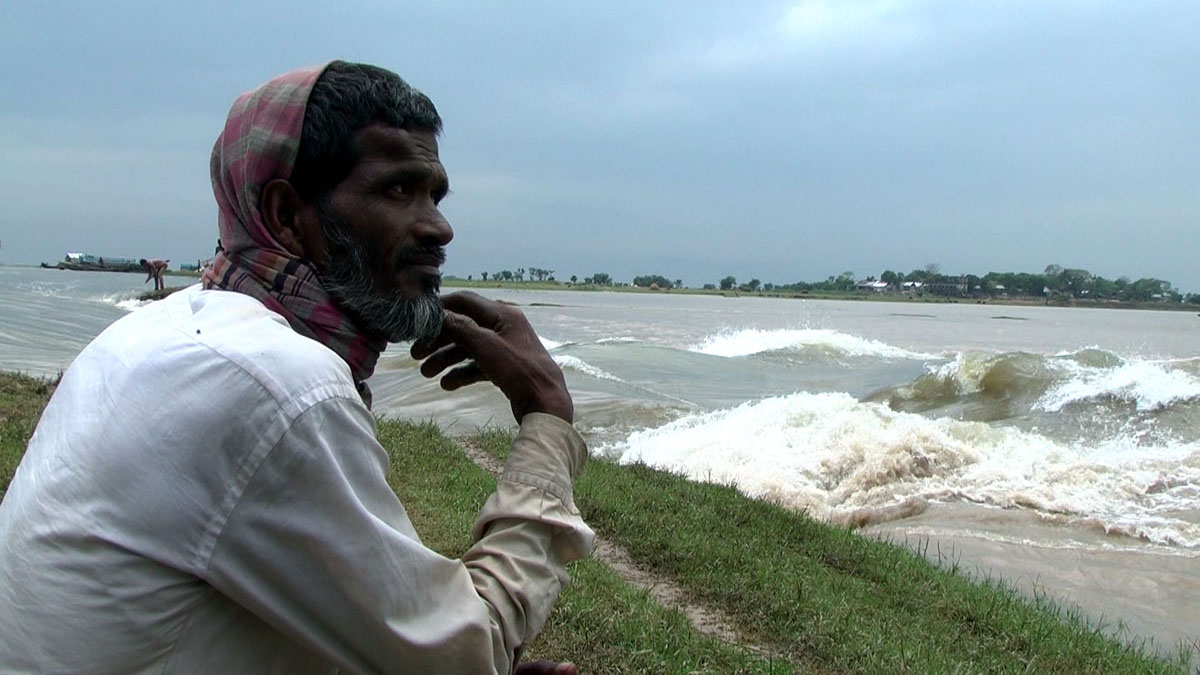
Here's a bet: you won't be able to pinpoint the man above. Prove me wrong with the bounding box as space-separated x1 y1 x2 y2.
140 257 169 290
0 62 593 674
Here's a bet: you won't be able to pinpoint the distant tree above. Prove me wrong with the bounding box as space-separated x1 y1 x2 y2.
481 271 488 281
674 279 682 289
1128 278 1173 301
516 267 526 282
763 282 775 292
925 262 941 276
1072 269 1094 294
834 271 855 291
1092 276 1116 298
880 270 900 286
570 275 577 284
591 272 612 285
702 283 716 290
527 267 554 282
746 278 761 292
633 274 674 288
719 275 737 291
467 274 473 281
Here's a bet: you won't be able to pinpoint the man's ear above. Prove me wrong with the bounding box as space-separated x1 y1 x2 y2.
260 179 312 258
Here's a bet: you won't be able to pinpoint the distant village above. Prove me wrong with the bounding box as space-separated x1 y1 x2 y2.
458 264 1198 306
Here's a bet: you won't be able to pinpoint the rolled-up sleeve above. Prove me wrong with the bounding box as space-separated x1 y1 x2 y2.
202 399 595 675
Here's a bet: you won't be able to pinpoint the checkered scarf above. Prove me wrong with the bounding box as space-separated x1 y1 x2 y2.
202 63 385 406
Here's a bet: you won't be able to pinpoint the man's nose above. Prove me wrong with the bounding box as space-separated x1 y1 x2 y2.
415 207 454 247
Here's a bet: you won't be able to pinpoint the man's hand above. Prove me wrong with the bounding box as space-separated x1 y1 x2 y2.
411 292 573 424
514 660 578 675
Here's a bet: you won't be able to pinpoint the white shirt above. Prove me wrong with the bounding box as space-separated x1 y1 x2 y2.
0 285 594 674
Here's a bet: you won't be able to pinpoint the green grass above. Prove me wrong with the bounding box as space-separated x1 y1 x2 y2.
0 372 55 499
471 428 1192 673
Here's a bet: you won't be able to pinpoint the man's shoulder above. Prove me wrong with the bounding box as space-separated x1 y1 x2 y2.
98 286 362 414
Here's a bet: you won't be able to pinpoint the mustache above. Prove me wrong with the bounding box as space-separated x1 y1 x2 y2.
395 245 447 270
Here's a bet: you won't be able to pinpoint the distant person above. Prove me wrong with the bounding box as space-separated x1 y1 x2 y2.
140 257 169 290
0 61 591 674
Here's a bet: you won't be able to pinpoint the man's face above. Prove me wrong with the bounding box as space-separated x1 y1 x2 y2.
310 124 453 343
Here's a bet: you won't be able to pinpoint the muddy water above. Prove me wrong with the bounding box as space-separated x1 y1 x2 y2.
866 503 1200 654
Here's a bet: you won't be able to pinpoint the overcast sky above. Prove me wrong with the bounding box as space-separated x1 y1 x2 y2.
2 1 1197 291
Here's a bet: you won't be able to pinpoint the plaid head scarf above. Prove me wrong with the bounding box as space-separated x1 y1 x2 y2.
202 63 386 407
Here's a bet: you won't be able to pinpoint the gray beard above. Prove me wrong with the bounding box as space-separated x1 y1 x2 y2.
315 204 444 343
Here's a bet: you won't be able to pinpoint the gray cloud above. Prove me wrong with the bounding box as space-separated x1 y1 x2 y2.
2 1 1197 290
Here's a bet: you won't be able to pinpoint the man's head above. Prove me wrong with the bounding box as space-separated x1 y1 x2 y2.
262 61 453 343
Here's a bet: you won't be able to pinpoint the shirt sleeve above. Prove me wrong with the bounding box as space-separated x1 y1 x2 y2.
201 398 595 675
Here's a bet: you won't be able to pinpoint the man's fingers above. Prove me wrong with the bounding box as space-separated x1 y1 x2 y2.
441 291 508 330
411 310 481 360
418 344 470 378
440 362 486 391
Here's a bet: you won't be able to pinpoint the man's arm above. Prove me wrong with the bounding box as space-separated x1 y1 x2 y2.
204 293 593 673
202 396 592 674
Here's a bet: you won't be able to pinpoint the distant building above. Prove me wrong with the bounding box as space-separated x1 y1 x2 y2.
926 276 968 296
855 279 890 293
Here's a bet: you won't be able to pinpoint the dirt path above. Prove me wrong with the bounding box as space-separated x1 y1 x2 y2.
456 440 773 657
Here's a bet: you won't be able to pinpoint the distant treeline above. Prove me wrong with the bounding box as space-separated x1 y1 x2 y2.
465 264 1197 304
708 264 1192 303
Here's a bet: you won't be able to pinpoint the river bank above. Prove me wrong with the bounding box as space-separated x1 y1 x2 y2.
10 265 1192 312
443 278 1199 313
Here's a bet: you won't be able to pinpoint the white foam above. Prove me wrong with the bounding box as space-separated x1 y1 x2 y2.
596 336 641 344
601 392 1200 548
1037 359 1200 412
539 336 565 351
115 298 151 312
691 328 937 360
553 355 624 382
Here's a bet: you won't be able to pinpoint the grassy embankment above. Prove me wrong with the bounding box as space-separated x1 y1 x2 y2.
0 373 55 500
2 371 1191 672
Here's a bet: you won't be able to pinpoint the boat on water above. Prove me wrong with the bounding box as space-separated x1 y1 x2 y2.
41 252 144 273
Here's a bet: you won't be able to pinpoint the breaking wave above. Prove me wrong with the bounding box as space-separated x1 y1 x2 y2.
599 392 1200 548
691 328 939 360
878 348 1200 416
553 355 624 382
1037 359 1200 413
